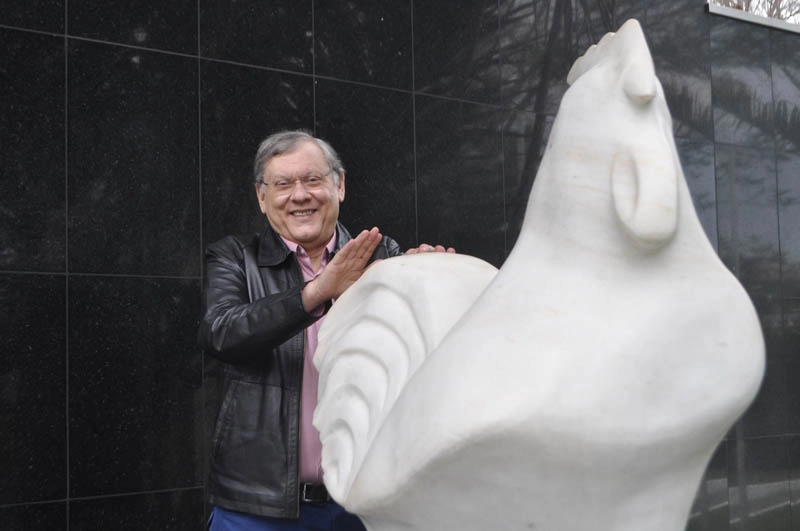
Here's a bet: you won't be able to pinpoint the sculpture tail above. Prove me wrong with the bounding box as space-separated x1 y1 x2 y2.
313 254 497 502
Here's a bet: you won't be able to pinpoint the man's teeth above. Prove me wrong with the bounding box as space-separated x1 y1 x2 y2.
292 210 315 217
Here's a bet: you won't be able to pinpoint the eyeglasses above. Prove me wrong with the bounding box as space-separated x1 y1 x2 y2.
260 170 334 195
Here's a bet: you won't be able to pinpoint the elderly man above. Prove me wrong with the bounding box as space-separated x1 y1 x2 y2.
199 130 451 530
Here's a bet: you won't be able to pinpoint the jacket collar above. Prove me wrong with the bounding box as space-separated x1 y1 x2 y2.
256 221 352 267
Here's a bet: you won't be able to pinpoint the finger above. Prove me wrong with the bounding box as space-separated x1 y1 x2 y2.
367 226 382 246
434 245 445 252
332 237 357 261
355 227 380 244
347 229 372 252
362 228 382 258
447 247 456 253
350 228 381 262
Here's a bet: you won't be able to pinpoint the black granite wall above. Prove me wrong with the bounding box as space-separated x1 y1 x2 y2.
1 0 798 529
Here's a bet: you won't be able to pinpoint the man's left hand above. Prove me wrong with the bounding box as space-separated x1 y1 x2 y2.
405 243 456 254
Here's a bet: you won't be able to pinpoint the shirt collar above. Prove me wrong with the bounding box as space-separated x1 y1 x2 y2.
256 221 350 267
280 231 338 261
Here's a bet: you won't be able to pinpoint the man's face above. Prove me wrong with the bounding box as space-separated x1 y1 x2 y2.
256 140 345 254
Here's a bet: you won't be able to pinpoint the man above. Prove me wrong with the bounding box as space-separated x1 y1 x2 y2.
199 130 451 530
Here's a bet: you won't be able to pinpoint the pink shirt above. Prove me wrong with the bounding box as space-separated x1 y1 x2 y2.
280 233 337 483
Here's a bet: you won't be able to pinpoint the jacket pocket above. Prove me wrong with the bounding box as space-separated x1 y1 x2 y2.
211 379 290 499
211 379 240 459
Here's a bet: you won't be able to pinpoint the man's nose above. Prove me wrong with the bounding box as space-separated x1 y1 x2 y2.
289 180 312 198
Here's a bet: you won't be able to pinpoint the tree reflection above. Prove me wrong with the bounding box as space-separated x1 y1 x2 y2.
710 0 800 23
498 0 645 248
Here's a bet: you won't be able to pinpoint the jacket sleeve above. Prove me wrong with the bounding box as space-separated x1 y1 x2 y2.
375 235 402 260
198 238 319 365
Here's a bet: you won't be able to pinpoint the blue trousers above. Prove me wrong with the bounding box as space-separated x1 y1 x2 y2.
209 504 367 531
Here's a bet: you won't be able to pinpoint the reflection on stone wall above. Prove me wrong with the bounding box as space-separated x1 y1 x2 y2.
1 0 799 529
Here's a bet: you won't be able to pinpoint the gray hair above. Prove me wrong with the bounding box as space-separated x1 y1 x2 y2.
253 130 344 186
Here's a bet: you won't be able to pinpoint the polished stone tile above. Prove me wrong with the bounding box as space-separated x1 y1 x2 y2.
0 0 63 33
727 436 791 531
200 0 311 73
499 0 644 114
68 276 202 497
314 0 412 89
414 0 501 104
739 360 788 438
785 298 800 367
498 0 557 113
69 488 204 530
0 502 66 530
710 17 774 149
0 274 67 504
202 356 223 509
571 0 644 53
786 361 800 435
715 142 780 366
715 144 780 316
0 29 65 272
789 436 800 530
67 41 199 277
760 308 785 365
415 96 504 266
315 79 415 250
778 148 800 299
686 441 729 531
68 0 197 54
648 0 713 141
676 139 718 250
771 30 800 153
778 149 800 366
498 0 534 109
502 109 548 253
200 61 313 247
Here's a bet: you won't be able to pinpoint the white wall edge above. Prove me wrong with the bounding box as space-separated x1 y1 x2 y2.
707 2 800 34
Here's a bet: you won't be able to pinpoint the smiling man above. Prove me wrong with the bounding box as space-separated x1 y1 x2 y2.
199 130 451 531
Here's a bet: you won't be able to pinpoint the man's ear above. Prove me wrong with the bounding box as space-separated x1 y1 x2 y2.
255 183 267 214
338 171 346 202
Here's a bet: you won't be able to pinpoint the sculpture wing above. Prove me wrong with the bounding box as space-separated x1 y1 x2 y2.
313 253 497 502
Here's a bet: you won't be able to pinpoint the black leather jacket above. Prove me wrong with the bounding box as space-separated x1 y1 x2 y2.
198 222 401 518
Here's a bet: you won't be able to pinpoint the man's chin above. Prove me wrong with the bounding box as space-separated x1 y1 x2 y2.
287 229 322 246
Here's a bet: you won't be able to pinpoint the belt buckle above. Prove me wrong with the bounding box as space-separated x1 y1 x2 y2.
301 483 328 504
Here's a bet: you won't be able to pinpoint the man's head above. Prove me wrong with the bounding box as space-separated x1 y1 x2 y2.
254 131 346 256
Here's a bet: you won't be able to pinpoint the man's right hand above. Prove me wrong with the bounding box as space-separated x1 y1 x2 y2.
302 227 382 312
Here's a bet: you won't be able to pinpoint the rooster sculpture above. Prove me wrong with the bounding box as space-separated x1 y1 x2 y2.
313 19 765 531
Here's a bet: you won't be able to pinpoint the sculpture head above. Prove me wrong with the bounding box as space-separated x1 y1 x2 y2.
529 19 682 254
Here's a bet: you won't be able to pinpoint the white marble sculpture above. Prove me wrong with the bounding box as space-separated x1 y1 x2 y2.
314 19 765 531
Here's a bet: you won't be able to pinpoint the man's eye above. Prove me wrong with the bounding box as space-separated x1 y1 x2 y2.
306 176 323 185
274 180 291 188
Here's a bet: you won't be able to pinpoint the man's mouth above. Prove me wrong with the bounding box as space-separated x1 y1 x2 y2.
291 209 316 217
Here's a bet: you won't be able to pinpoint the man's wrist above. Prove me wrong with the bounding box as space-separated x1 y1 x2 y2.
302 278 328 314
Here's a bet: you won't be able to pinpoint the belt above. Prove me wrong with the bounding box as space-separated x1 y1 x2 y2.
301 482 332 504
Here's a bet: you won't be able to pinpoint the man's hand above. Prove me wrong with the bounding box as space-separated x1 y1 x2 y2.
302 227 383 312
405 243 456 254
